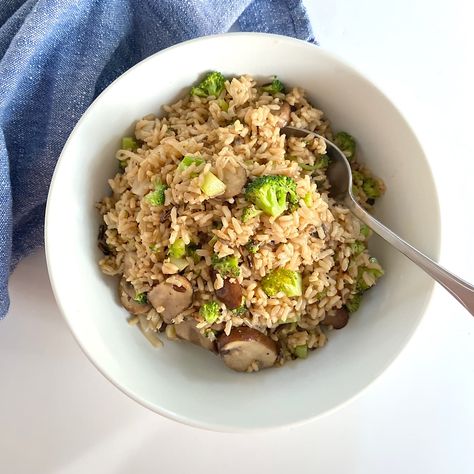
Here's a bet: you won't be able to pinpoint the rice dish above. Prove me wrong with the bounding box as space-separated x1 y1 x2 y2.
97 72 385 372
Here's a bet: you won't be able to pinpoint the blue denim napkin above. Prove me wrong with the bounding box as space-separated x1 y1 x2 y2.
0 0 315 317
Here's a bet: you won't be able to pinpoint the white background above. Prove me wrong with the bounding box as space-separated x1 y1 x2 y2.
1 0 474 472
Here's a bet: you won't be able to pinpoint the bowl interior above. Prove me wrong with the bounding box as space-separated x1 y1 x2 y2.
45 33 440 431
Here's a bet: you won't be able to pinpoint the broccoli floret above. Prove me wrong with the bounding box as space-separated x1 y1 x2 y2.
299 155 330 172
168 238 186 259
352 170 364 185
360 224 371 238
261 76 285 94
121 136 138 151
241 205 262 223
345 293 362 313
334 132 356 161
316 290 327 300
294 344 308 359
119 159 128 170
350 241 365 256
232 303 247 316
356 265 384 292
211 254 240 278
199 300 221 323
178 155 204 171
133 292 148 305
186 242 201 264
303 192 312 207
190 71 226 97
261 268 302 297
145 181 168 206
362 176 383 199
245 239 260 254
245 175 298 218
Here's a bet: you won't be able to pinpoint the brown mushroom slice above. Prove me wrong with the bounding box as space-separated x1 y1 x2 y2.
147 275 193 323
321 308 349 329
275 101 291 128
221 163 247 199
174 320 216 352
118 279 151 315
217 327 278 372
215 279 243 309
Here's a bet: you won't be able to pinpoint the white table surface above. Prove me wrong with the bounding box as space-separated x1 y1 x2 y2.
1 1 474 473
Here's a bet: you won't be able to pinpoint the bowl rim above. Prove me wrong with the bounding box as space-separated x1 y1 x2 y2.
45 31 441 432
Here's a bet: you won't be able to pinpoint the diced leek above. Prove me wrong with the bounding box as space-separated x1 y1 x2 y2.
200 172 226 197
169 257 188 271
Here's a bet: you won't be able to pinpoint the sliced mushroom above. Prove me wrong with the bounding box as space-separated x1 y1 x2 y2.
118 278 151 315
147 275 193 323
217 327 278 372
221 163 247 199
321 308 349 329
174 319 216 352
275 101 291 128
97 224 111 256
215 279 242 309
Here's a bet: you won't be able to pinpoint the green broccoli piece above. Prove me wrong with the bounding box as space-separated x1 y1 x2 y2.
211 254 240 278
186 242 201 264
345 293 362 313
145 181 168 206
199 300 221 323
241 205 263 223
178 155 204 171
168 238 186 259
334 132 356 161
362 176 383 199
350 241 366 256
294 344 308 359
133 292 148 305
261 268 303 297
299 155 330 172
190 71 226 98
261 76 285 94
232 303 248 316
245 239 260 254
352 170 364 185
316 290 327 300
356 266 384 292
119 159 128 170
360 224 371 238
121 136 138 151
245 175 298 218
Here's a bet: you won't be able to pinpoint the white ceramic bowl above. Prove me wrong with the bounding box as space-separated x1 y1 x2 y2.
45 33 440 431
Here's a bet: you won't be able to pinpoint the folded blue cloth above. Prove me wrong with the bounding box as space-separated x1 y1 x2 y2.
0 0 315 318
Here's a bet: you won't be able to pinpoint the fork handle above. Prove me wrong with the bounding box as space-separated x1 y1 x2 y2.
346 198 474 316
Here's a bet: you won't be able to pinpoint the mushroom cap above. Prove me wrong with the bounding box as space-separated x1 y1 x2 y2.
215 278 242 310
321 308 349 329
148 275 193 323
174 319 216 352
217 327 278 372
